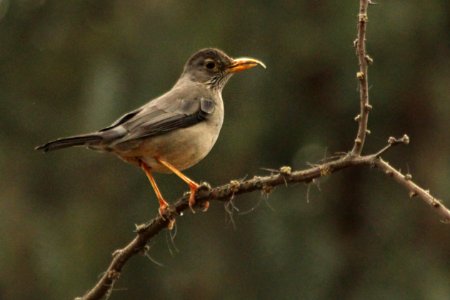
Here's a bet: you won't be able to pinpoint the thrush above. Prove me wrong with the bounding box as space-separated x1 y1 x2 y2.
36 48 265 216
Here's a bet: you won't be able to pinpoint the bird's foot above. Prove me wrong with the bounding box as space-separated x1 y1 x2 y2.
158 204 176 230
167 216 176 231
200 201 210 212
188 182 200 213
188 181 211 213
158 204 169 218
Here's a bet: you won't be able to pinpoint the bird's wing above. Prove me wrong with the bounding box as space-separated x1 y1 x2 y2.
99 108 143 132
101 96 215 144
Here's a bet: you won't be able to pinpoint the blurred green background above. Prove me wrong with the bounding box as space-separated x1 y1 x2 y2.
1 1 449 299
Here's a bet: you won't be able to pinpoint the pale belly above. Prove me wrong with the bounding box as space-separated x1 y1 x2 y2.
112 120 222 173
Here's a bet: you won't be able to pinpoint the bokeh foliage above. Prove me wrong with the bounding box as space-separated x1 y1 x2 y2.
1 1 449 299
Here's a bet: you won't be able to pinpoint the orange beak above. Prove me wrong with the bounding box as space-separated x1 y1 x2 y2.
227 57 266 73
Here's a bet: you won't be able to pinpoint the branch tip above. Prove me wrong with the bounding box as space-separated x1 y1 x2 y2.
387 135 410 146
401 134 410 144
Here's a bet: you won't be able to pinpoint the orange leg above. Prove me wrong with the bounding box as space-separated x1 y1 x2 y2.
155 158 206 212
139 161 169 217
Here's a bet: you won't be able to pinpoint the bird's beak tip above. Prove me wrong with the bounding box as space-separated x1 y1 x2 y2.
227 57 266 73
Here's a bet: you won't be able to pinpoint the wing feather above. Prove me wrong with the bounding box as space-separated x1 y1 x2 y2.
100 97 215 144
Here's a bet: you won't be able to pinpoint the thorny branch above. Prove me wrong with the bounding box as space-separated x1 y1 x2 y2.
351 0 371 155
76 1 450 299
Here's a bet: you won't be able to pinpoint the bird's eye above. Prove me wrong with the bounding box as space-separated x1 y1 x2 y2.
205 61 216 69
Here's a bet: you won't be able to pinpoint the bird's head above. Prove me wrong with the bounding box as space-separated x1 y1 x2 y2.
181 48 266 90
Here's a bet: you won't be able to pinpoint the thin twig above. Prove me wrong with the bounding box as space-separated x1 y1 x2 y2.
374 159 450 223
351 0 371 155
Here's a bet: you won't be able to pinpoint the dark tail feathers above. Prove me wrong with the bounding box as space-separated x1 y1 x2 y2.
35 134 103 152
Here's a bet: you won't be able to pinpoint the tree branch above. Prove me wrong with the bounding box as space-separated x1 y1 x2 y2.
76 144 450 300
374 158 450 222
76 1 449 299
352 0 371 155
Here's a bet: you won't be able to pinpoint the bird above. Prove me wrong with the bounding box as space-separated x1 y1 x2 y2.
36 48 266 216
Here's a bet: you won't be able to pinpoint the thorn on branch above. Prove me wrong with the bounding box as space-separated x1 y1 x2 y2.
354 114 361 122
278 166 292 187
368 0 377 5
431 200 441 208
252 176 264 189
112 249 122 257
140 244 150 256
320 165 332 176
229 180 240 193
262 184 274 196
354 138 362 145
359 13 368 23
404 173 412 181
364 103 373 111
107 269 120 281
365 55 374 65
356 71 365 80
353 38 358 48
135 222 150 233
279 165 292 176
366 129 371 135
409 191 417 198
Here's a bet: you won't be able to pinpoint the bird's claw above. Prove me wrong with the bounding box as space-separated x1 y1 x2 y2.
188 191 197 214
158 205 176 230
187 181 210 213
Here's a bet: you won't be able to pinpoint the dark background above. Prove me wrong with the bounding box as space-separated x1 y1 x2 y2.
1 1 449 299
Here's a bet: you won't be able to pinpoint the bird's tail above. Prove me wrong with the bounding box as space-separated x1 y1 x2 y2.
35 133 103 152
